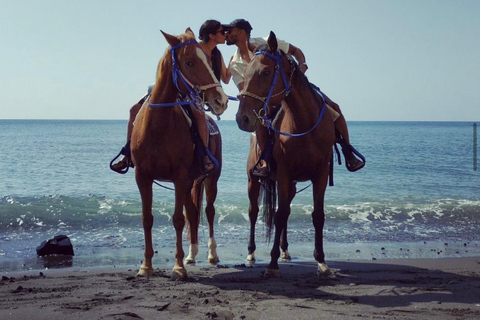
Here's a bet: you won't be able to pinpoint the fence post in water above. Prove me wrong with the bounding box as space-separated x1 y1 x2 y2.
474 123 477 171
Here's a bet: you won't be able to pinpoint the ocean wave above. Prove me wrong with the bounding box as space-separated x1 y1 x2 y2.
1 195 480 267
1 195 479 232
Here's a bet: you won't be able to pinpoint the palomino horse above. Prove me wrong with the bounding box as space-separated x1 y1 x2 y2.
131 29 228 279
236 32 336 277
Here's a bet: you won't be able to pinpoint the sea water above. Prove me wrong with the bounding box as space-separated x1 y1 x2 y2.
0 120 479 272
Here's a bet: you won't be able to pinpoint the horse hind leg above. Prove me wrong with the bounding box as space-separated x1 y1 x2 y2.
246 177 261 264
207 237 219 265
204 175 220 265
312 177 332 277
185 244 198 265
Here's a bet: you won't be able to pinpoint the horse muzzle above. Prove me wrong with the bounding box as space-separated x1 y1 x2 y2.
205 87 228 116
236 95 262 132
236 112 258 132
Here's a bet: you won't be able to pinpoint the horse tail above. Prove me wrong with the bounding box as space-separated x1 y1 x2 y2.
192 177 205 218
260 178 277 242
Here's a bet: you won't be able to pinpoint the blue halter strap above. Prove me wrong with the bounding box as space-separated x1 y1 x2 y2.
242 50 326 137
148 39 220 108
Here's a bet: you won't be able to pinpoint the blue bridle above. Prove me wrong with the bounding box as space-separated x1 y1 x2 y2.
240 50 327 137
147 39 222 108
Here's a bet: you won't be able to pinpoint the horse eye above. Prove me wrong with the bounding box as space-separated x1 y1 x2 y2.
261 69 271 77
185 60 194 67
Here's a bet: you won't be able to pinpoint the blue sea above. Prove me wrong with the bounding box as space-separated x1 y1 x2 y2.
1 120 479 272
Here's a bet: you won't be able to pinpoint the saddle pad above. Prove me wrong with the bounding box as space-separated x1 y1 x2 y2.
327 104 340 121
135 100 217 136
179 107 218 136
206 117 219 135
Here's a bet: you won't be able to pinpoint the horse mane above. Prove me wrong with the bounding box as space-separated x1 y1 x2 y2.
254 44 318 103
254 43 268 53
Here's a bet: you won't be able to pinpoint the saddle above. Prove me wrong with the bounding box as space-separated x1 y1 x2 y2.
110 92 219 175
179 105 219 136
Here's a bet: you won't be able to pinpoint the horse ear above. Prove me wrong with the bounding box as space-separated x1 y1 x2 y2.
267 31 278 53
185 27 195 37
161 30 181 47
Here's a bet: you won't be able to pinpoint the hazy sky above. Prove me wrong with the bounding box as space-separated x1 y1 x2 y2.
1 0 479 121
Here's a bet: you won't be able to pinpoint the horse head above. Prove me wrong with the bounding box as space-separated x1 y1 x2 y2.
236 31 293 132
159 29 228 116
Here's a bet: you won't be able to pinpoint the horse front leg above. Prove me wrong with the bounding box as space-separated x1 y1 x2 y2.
265 179 292 277
204 175 220 264
247 177 261 264
171 178 188 280
280 226 291 261
312 174 331 276
135 173 155 277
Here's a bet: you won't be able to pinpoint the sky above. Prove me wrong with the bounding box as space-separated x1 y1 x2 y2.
1 0 479 121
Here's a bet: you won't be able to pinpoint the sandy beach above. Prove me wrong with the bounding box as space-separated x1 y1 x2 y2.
1 257 479 320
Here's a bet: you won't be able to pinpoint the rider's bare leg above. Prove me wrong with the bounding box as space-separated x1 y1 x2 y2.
111 102 142 172
322 93 364 172
191 107 215 173
252 125 271 178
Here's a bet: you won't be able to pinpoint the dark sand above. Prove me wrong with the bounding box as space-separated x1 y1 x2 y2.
1 257 479 319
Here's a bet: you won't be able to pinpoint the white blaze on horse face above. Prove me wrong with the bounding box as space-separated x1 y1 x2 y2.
195 47 228 113
195 47 219 83
197 48 228 115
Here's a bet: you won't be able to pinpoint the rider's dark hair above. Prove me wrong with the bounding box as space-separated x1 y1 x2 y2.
198 20 222 81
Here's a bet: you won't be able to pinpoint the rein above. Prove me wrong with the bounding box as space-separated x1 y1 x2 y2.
240 50 326 137
147 39 221 109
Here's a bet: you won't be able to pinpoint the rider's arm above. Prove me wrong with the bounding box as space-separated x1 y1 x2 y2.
220 53 231 84
288 44 308 73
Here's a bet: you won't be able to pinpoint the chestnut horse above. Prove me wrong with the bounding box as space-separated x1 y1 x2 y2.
236 32 335 277
131 29 228 279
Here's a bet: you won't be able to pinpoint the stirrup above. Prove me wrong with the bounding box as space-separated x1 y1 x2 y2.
341 144 365 172
110 142 133 174
110 158 130 174
252 165 270 178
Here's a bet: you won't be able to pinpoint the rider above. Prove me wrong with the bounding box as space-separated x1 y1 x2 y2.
111 23 230 174
198 20 231 85
223 18 365 177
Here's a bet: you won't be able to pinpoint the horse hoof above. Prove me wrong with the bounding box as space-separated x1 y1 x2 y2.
137 266 154 277
317 262 331 277
264 268 280 278
246 254 256 265
184 257 196 265
171 267 188 280
208 256 220 265
281 251 292 261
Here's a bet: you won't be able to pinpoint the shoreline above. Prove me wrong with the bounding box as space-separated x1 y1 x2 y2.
1 238 479 274
1 257 479 320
